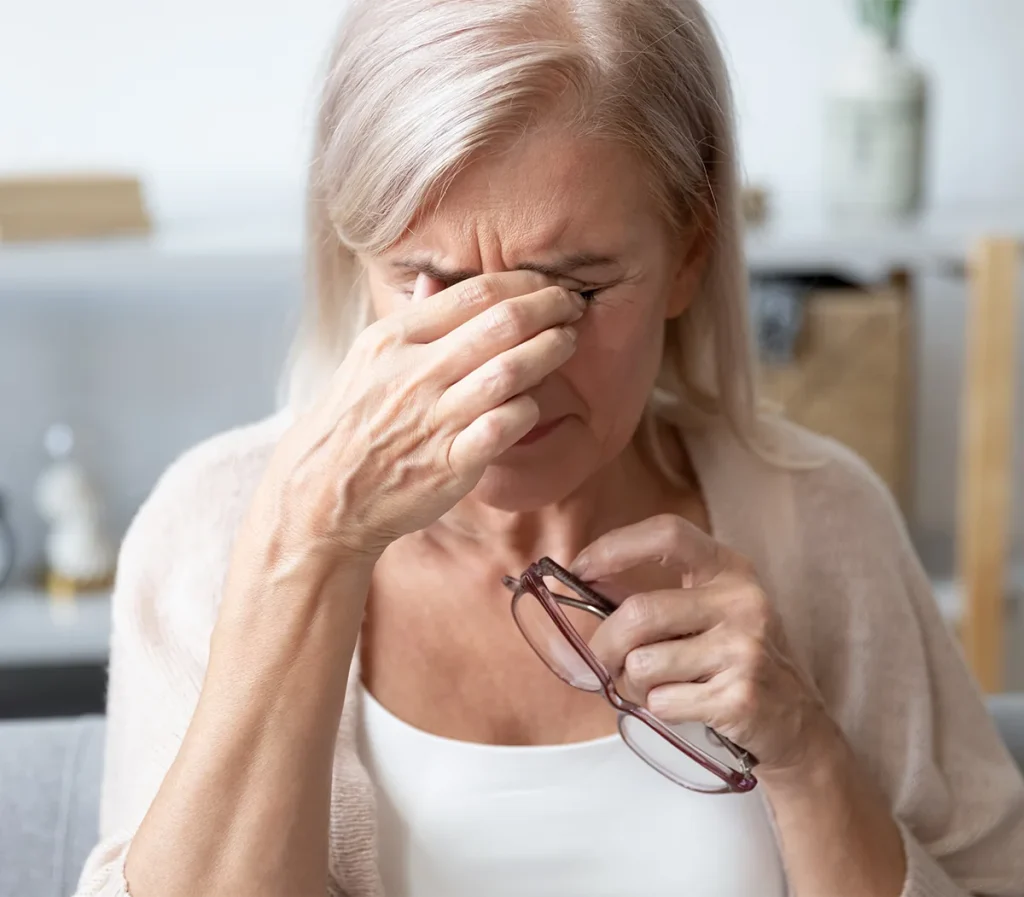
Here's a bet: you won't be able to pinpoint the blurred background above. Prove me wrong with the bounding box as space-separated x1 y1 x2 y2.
0 0 1021 722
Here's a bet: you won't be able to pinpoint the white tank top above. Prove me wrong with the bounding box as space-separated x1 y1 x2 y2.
357 687 788 897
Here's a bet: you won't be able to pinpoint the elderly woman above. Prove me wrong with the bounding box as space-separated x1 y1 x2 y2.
76 1 1023 896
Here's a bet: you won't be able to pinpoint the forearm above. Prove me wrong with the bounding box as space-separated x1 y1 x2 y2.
124 549 373 897
759 718 907 897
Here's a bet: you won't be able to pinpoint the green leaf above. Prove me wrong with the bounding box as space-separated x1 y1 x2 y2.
856 0 907 43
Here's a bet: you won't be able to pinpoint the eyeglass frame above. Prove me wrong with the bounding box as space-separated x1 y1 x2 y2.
502 556 758 794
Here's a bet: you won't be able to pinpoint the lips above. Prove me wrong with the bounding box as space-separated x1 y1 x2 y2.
516 416 567 446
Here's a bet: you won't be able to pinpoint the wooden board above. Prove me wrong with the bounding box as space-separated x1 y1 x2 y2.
0 175 150 242
958 238 1020 693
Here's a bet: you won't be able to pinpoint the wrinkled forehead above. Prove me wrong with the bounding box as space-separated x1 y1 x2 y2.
393 129 666 266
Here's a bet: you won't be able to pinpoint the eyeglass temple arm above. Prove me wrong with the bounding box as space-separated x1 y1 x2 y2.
502 566 617 617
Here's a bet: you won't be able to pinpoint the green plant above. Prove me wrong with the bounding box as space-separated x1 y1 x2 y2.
857 0 909 46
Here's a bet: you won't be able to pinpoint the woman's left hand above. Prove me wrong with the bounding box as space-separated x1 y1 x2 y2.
571 514 840 778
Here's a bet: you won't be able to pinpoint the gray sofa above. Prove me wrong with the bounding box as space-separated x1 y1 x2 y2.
3 700 1024 897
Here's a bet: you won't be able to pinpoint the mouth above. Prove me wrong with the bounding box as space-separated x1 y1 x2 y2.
515 415 568 447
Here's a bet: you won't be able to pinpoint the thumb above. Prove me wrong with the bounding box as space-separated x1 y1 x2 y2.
570 514 731 587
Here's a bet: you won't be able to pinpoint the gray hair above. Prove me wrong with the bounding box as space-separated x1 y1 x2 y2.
289 0 759 481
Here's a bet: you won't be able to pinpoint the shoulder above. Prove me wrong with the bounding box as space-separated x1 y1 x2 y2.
113 411 292 637
694 414 908 553
762 416 906 538
691 416 920 639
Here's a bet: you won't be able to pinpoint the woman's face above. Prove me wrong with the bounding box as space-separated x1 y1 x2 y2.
362 129 705 510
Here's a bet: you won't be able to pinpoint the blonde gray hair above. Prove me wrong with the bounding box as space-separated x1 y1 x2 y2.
289 0 758 480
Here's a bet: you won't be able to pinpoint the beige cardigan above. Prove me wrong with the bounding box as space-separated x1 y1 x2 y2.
74 412 1024 897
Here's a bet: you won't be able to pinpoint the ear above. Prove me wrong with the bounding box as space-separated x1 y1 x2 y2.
665 221 712 320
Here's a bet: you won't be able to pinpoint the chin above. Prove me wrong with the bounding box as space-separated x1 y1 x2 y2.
470 425 601 511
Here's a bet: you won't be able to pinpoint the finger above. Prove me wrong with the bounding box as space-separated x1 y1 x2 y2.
412 272 445 303
643 681 716 726
448 394 540 481
436 324 577 425
588 588 722 675
399 271 554 343
570 514 732 586
619 630 726 701
433 285 585 383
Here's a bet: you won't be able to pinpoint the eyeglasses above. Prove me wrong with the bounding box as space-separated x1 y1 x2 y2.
502 557 758 794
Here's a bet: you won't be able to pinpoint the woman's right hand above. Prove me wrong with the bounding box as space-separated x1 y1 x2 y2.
253 270 584 568
124 273 581 897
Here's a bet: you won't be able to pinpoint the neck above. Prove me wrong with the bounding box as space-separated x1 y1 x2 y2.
424 424 696 573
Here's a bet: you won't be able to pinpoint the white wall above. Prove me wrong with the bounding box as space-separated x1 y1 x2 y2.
3 0 1024 219
0 0 338 222
708 0 1024 213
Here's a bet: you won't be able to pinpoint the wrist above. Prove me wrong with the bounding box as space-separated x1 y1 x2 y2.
216 514 377 653
208 552 373 709
755 714 908 896
756 712 850 798
252 447 392 566
230 490 380 590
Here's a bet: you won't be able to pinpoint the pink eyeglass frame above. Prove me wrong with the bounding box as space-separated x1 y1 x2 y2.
502 556 758 794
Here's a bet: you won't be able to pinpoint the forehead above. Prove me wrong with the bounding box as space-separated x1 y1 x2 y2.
398 129 663 262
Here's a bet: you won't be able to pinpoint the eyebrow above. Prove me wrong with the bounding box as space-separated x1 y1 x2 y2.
389 252 621 283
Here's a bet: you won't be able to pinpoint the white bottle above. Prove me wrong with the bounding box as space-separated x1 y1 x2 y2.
34 424 115 594
824 27 928 220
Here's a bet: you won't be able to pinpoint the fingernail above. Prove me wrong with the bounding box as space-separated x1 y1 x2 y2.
412 272 432 302
569 555 588 576
570 290 587 312
562 325 578 344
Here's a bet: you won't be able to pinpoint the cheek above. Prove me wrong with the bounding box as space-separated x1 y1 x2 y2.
364 266 406 319
565 302 665 431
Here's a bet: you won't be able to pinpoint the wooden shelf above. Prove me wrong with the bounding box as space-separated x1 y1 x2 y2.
2 203 1022 292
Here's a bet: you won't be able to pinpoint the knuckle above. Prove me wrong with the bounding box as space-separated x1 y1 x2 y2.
480 303 519 340
476 413 504 450
732 584 770 631
553 323 577 350
503 300 533 334
355 318 398 355
621 593 660 631
728 680 758 718
654 513 687 547
484 359 519 396
731 634 763 670
549 285 574 308
458 277 500 310
624 648 653 680
357 317 388 346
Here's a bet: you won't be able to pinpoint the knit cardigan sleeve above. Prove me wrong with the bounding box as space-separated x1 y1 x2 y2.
70 416 348 897
800 446 1024 897
71 454 206 897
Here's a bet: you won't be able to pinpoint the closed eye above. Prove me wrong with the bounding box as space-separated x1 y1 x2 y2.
576 283 619 304
398 279 609 303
